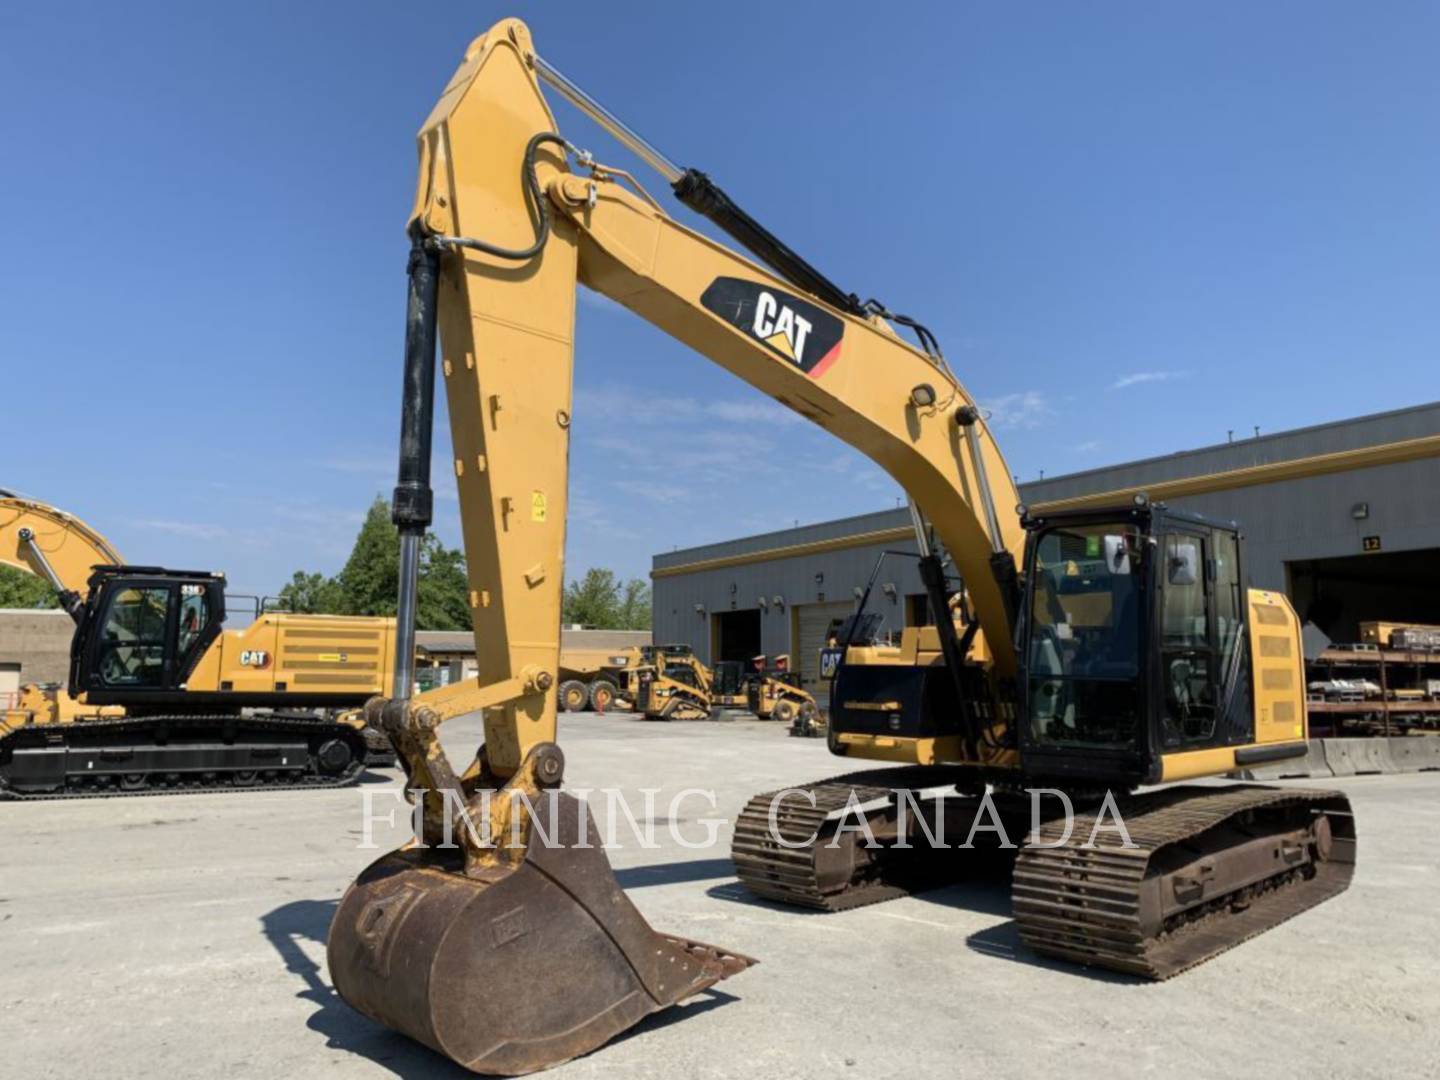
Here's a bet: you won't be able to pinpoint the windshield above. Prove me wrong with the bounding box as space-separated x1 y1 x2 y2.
1029 523 1143 678
1026 522 1144 751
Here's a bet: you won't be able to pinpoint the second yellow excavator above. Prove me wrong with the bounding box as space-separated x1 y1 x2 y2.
327 19 1355 1074
0 492 395 796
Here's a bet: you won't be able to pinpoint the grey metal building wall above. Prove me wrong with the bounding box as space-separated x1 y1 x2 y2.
653 403 1440 661
653 509 919 665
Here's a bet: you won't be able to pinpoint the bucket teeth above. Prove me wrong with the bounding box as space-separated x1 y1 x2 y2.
328 789 753 1075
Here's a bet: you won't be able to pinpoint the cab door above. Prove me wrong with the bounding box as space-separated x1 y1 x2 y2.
72 575 224 702
1155 528 1224 750
76 579 180 697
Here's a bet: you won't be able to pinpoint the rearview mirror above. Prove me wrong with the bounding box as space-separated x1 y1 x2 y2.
1103 535 1131 576
1168 542 1199 586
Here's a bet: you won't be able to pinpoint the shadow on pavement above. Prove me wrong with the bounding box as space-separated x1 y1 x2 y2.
964 919 1144 984
613 857 736 888
261 859 749 1077
260 897 472 1080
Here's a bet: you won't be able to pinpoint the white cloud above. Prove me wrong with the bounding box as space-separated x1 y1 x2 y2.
1110 370 1187 390
613 480 691 504
1074 440 1101 453
981 391 1054 429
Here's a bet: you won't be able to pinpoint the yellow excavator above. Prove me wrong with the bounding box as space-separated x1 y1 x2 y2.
327 19 1355 1073
0 492 395 796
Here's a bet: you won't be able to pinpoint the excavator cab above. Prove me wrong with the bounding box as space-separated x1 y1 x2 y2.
1017 502 1255 786
68 567 226 707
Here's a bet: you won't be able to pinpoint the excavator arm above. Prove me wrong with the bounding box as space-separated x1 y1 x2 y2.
388 17 1023 779
0 491 124 621
330 19 1027 1075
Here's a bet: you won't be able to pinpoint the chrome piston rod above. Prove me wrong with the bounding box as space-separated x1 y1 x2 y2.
535 56 683 183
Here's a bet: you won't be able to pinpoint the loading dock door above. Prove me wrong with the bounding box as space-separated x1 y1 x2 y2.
712 609 762 663
795 601 855 708
1288 548 1440 644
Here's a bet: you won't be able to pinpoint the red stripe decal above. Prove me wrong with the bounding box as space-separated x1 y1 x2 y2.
808 341 842 379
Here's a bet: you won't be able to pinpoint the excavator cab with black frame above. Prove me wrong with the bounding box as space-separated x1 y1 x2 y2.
69 567 227 708
1015 501 1281 787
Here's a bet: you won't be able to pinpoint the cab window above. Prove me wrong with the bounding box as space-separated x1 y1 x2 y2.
97 586 171 687
1160 534 1217 746
177 585 211 658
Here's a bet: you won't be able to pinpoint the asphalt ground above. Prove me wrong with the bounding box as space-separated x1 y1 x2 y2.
2 711 1437 1079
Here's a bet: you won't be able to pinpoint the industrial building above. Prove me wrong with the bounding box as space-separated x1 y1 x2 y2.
652 401 1440 704
0 608 71 707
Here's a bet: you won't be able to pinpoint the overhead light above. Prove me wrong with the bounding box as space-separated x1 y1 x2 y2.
853 586 864 599
773 595 785 610
757 596 768 610
910 384 937 408
882 582 898 599
814 572 824 586
1133 492 1149 507
693 603 705 615
1351 502 1370 521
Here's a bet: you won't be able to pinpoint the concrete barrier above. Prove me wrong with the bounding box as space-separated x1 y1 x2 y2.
1386 737 1440 773
1236 740 1332 781
1322 737 1398 776
1233 737 1440 781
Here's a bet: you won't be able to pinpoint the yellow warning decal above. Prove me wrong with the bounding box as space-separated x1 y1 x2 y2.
531 491 547 522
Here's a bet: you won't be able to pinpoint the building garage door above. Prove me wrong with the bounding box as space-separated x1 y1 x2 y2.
794 601 855 707
713 609 762 663
1288 549 1440 646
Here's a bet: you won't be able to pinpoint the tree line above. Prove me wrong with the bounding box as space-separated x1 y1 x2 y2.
1 496 650 632
282 498 651 631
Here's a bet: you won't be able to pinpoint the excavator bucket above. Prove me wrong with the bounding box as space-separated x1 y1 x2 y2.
328 790 753 1075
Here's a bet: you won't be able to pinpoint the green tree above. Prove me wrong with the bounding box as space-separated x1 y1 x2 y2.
334 498 400 618
563 567 620 628
618 578 651 630
279 496 471 630
562 569 651 629
0 565 58 609
416 536 471 631
276 570 344 615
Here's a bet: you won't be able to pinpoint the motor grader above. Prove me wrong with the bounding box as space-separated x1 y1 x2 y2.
327 18 1354 1074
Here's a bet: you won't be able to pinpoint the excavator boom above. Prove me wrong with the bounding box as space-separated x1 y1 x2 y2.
0 491 124 618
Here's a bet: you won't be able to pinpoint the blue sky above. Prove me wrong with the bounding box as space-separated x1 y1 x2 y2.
3 2 1437 594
